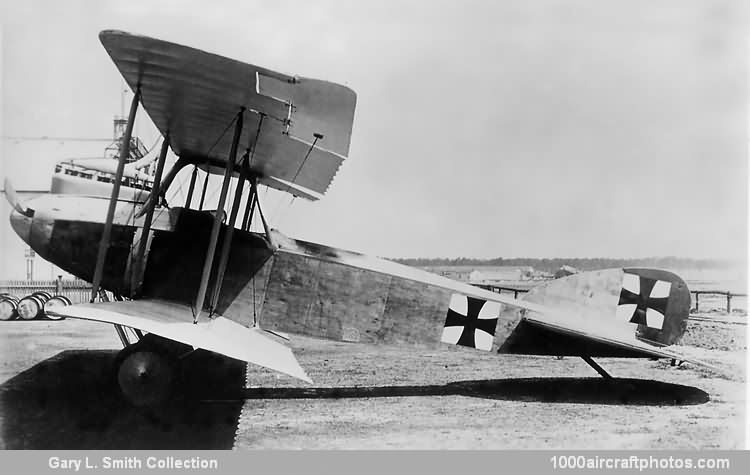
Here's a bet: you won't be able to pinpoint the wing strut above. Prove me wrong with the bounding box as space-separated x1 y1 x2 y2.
130 133 170 296
135 156 188 219
193 108 245 323
241 176 273 245
241 112 265 234
241 186 256 231
184 165 199 208
91 86 141 302
209 150 252 311
236 112 272 244
198 166 210 210
255 185 273 245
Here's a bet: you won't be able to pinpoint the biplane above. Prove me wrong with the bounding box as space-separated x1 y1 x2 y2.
5 31 698 406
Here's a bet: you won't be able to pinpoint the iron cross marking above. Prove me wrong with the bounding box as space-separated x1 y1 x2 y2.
618 274 669 326
444 296 498 349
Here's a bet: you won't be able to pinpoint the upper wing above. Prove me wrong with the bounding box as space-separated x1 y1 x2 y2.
45 298 311 383
99 30 357 198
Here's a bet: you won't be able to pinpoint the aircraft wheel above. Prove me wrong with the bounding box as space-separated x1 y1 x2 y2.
116 344 177 407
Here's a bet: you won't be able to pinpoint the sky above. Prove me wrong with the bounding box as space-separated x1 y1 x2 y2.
0 0 747 277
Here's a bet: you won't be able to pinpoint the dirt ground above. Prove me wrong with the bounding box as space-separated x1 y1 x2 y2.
0 314 746 449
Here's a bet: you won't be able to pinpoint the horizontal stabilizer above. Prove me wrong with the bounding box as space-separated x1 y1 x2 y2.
46 299 311 383
509 317 725 374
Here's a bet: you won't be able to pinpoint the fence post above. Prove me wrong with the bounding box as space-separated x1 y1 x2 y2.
727 293 732 313
694 292 699 311
55 275 63 295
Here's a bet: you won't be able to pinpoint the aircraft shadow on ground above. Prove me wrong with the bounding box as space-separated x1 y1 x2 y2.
242 378 710 406
0 351 709 449
0 350 246 449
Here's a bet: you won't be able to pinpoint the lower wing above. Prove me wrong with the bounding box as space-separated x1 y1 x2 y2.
46 299 312 383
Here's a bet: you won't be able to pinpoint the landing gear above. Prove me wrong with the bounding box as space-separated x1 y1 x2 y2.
113 334 190 407
117 347 176 407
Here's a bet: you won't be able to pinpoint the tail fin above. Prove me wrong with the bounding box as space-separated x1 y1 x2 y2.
520 268 690 347
618 268 690 346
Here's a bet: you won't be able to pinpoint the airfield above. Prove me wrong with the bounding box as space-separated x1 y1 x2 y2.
0 306 745 450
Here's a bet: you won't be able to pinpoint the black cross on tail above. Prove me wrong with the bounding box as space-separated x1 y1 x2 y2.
617 273 671 330
441 294 499 351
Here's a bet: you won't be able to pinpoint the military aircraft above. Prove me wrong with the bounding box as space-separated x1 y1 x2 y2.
5 30 698 406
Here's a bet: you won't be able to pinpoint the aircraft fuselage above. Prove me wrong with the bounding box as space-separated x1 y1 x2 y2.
9 194 689 358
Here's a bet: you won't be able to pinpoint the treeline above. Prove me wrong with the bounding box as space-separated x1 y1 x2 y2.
391 256 734 273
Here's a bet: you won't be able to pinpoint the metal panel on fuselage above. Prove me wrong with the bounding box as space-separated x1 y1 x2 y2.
46 220 135 296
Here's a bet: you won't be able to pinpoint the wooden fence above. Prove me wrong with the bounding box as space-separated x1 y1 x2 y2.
472 284 530 299
691 290 746 313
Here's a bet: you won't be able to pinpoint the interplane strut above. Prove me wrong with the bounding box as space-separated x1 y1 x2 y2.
91 87 141 302
192 109 245 323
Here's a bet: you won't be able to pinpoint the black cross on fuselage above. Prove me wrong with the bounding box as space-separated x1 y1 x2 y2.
618 275 669 326
444 296 497 348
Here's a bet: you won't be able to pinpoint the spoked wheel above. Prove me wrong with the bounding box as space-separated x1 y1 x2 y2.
115 335 188 407
114 334 194 407
117 350 174 407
